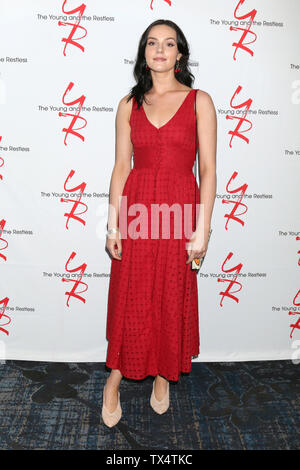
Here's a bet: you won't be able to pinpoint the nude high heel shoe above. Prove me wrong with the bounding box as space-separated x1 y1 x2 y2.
150 378 170 414
101 384 122 427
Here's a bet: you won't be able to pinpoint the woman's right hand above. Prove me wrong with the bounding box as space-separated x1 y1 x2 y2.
106 231 122 260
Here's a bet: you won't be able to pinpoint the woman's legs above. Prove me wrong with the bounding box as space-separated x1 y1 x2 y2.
104 370 168 411
154 374 169 400
104 369 123 412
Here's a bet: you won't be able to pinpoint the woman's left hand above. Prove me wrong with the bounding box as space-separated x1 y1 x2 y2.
185 229 210 265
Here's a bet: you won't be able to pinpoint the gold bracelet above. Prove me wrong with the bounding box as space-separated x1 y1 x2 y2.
106 227 120 236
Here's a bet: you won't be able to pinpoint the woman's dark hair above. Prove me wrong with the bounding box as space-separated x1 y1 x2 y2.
127 19 195 108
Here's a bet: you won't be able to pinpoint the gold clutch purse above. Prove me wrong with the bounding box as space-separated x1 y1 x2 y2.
191 228 213 270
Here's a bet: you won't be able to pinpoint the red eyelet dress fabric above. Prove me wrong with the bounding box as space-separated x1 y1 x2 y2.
105 89 200 381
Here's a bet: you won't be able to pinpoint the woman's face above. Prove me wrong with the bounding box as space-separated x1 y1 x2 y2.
144 24 182 73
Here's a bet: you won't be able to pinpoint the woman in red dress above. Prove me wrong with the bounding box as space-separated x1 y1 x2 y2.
102 19 217 427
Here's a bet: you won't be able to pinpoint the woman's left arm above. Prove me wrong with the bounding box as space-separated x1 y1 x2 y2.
195 89 217 240
186 90 217 265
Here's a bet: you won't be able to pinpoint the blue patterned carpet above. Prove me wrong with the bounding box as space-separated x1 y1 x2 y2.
0 360 299 450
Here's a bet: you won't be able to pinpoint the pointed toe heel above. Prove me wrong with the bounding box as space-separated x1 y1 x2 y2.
101 385 122 428
150 379 170 414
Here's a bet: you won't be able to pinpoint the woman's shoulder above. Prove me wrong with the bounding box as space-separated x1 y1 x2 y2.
118 93 134 109
195 88 213 101
180 87 213 104
195 88 215 107
116 93 134 121
195 89 216 118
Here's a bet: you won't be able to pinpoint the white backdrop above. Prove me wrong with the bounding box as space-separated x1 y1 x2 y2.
0 0 299 363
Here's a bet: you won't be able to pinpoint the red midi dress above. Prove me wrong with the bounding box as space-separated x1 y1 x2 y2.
105 88 200 381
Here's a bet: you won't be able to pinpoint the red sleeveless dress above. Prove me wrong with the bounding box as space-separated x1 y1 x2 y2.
105 89 200 381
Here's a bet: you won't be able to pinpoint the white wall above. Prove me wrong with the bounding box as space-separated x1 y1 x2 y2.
0 0 299 363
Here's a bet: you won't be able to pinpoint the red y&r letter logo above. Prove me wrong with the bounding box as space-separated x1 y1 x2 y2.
289 290 300 338
289 237 300 337
0 219 8 262
227 85 253 148
150 0 171 10
218 253 243 306
58 1 87 56
231 0 257 60
62 252 88 306
222 171 248 230
59 82 87 145
0 297 11 336
61 170 88 229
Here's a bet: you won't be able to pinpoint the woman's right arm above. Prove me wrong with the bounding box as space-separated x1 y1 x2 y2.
106 94 133 260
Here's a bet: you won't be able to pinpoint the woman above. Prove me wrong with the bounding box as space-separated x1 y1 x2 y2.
102 19 217 427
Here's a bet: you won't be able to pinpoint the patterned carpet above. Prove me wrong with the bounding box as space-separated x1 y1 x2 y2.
0 359 299 450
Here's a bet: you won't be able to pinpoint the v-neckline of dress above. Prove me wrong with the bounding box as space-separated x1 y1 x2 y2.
141 89 194 131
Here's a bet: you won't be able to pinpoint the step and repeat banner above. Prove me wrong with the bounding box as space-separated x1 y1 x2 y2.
0 0 299 364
